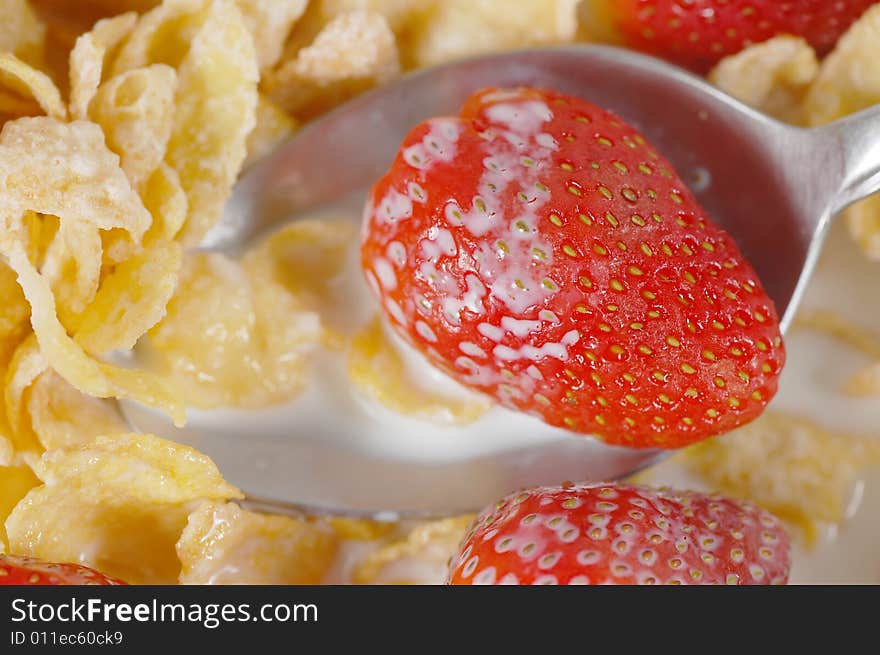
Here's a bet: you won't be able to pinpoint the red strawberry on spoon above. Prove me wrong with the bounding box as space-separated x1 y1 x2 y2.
360 86 784 449
586 0 878 73
447 482 791 585
0 554 126 585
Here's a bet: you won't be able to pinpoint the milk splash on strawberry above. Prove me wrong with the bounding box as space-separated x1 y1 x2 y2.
361 87 784 449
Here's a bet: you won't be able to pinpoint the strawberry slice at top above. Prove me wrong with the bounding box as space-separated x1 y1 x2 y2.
360 87 784 449
603 0 878 73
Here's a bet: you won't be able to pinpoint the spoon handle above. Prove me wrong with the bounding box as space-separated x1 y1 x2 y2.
819 104 880 213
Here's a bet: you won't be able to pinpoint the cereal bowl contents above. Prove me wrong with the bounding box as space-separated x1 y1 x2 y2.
0 0 879 585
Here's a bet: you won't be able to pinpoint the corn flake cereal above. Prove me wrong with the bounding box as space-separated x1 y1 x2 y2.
348 318 490 425
0 53 65 120
684 412 880 542
351 516 471 584
406 0 579 69
709 36 819 125
0 260 29 344
27 370 127 451
89 64 177 189
0 0 47 68
805 4 880 126
235 0 308 71
68 12 139 121
242 218 357 339
801 5 880 260
6 433 241 584
329 518 398 542
794 309 880 396
3 241 185 424
152 0 258 245
243 93 297 170
143 251 320 408
843 195 880 261
75 241 182 354
0 118 150 238
265 11 399 120
177 501 338 584
0 464 39 549
4 335 47 458
40 221 102 331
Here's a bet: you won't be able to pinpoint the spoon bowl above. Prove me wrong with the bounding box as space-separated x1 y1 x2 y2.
123 45 880 518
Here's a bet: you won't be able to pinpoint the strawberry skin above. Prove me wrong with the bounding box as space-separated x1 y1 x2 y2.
361 87 783 449
604 0 878 72
0 555 126 585
447 482 791 585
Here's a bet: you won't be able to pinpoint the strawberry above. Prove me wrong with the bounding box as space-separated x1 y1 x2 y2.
360 87 783 449
447 482 791 585
596 0 878 73
0 554 126 585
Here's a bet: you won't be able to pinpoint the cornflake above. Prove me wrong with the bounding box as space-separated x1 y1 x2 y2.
177 501 338 584
406 0 579 69
6 433 242 584
348 317 491 425
351 516 472 584
709 36 818 125
803 6 880 260
265 10 399 120
0 53 65 120
68 12 139 121
683 412 880 543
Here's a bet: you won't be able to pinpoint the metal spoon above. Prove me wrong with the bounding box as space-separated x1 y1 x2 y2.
122 44 880 519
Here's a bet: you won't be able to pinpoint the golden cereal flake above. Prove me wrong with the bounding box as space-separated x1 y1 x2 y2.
842 195 880 261
6 433 241 584
40 220 102 331
143 251 321 408
112 0 259 246
140 162 188 245
279 1 435 68
0 117 150 238
576 0 623 44
265 11 399 120
0 0 47 69
163 0 258 246
27 370 128 451
802 5 880 260
329 517 397 541
805 4 880 125
709 36 818 125
177 501 338 584
68 12 139 121
351 516 472 584
795 309 880 396
234 0 308 70
683 412 880 542
0 463 39 548
3 240 185 425
243 94 297 170
0 53 64 120
0 260 29 344
75 240 182 355
3 335 47 458
407 0 579 69
89 64 178 189
348 317 491 425
244 217 357 342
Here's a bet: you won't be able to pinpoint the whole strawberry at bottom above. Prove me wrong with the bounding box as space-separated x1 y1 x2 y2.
0 555 126 585
447 482 790 585
591 0 878 73
361 86 784 449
